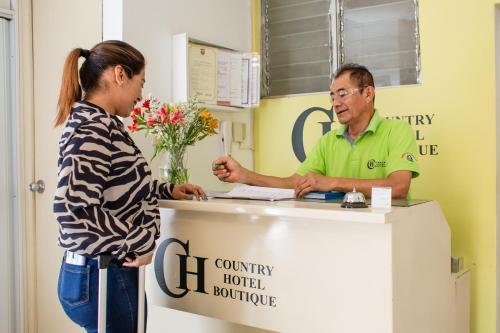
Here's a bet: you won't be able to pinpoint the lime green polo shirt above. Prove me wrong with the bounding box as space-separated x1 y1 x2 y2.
297 110 419 180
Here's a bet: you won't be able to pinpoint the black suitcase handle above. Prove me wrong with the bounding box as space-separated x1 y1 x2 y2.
98 254 113 269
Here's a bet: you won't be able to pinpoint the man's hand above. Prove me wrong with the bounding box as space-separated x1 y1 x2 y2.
212 156 248 183
294 172 335 198
172 183 206 200
123 253 153 267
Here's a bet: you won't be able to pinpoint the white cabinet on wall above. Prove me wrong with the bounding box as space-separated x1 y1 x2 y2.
173 32 260 110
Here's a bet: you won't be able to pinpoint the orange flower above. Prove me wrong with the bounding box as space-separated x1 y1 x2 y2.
200 109 210 120
209 118 218 130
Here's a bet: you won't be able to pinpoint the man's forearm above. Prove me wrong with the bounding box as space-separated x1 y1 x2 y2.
242 170 297 189
333 175 410 199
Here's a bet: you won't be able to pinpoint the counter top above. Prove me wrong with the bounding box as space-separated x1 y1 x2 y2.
159 198 433 224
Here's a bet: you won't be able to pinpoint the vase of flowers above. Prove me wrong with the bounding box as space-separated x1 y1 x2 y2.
128 95 218 184
158 147 189 184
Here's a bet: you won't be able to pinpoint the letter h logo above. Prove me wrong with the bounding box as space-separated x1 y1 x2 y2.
154 238 208 298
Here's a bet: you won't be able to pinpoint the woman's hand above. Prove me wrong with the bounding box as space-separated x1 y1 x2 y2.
172 183 206 200
123 253 153 267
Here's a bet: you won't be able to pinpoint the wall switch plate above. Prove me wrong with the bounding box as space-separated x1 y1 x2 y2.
232 122 246 143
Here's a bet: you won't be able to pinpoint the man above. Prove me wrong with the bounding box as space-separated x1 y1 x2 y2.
212 64 419 199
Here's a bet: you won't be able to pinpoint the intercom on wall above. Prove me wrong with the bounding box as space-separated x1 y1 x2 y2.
218 121 248 156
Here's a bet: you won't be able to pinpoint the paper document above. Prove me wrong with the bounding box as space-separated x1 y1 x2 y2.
250 53 260 107
208 185 295 201
216 50 231 106
240 54 251 107
229 53 242 106
189 43 217 104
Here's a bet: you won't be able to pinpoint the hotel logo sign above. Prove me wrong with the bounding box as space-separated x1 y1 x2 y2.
154 238 277 307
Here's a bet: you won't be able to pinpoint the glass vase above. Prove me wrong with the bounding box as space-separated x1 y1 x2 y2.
158 147 189 184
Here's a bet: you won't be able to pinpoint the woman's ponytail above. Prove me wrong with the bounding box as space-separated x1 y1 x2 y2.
54 48 83 127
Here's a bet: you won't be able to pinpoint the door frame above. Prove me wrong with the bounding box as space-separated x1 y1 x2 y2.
0 9 16 333
11 0 37 332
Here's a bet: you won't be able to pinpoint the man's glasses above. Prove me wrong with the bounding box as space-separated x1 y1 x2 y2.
330 87 365 102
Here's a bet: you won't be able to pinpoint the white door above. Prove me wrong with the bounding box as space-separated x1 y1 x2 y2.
32 1 102 332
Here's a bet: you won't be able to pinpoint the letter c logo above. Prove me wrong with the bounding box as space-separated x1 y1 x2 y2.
154 238 190 298
291 107 335 162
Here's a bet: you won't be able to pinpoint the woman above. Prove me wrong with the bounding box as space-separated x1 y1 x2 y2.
54 40 204 332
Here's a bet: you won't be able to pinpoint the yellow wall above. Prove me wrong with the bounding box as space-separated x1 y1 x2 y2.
252 1 498 332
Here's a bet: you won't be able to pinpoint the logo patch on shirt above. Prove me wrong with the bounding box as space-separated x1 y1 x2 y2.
367 159 387 169
401 152 416 162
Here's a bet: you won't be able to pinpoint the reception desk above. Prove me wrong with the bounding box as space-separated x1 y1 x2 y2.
147 199 453 333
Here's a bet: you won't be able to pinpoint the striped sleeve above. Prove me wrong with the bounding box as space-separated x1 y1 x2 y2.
53 121 157 259
153 180 175 200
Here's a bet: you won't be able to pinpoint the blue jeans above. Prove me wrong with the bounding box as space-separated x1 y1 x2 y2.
57 254 147 333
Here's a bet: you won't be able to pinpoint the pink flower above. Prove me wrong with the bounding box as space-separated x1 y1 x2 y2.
169 110 184 125
147 114 157 126
157 105 168 125
142 100 150 109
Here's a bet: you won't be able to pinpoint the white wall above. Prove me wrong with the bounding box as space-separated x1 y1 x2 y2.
0 0 10 10
118 1 271 332
121 0 254 193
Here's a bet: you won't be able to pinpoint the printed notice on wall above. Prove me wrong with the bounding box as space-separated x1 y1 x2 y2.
217 50 231 106
189 44 217 104
241 55 250 107
188 42 260 108
250 54 260 107
229 53 242 107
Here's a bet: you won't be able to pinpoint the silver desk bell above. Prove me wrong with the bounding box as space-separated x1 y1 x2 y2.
341 188 368 208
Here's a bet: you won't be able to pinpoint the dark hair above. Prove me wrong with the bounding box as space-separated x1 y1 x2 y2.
55 40 145 126
334 63 375 89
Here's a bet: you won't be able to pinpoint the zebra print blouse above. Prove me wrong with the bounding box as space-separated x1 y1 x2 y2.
54 101 173 259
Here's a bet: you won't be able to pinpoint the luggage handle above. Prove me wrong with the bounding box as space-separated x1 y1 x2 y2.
97 254 146 333
137 266 146 333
